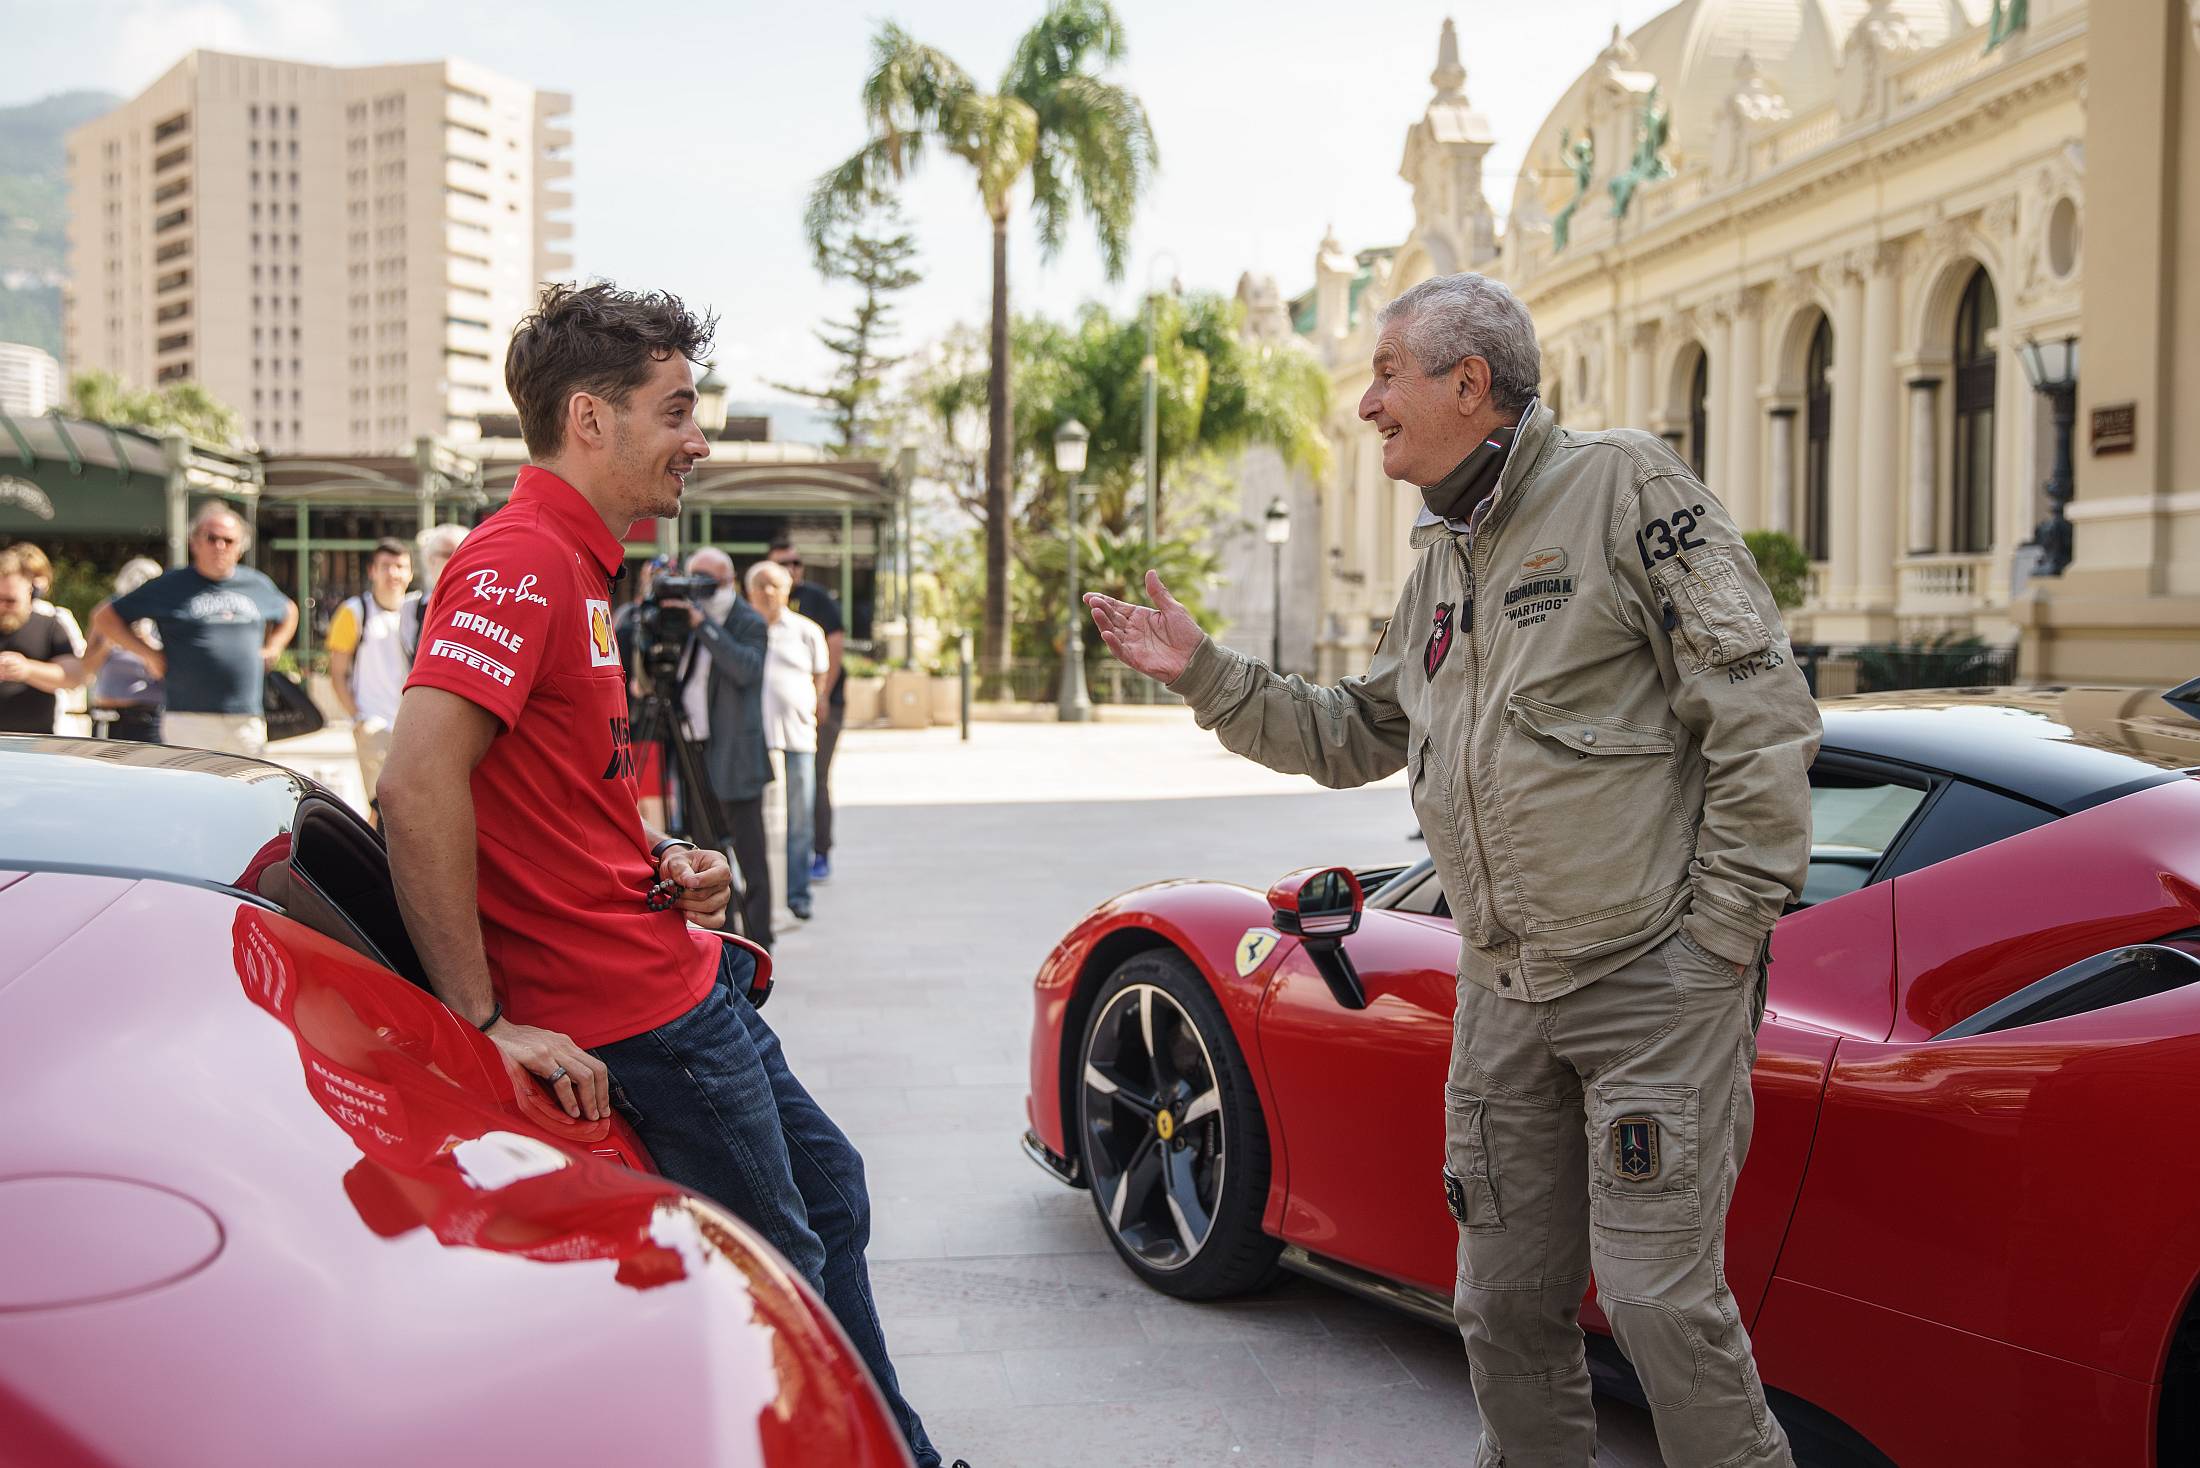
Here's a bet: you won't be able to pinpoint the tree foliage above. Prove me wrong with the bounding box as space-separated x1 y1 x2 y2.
1743 529 1810 611
771 203 921 457
67 370 242 448
807 0 1159 676
901 292 1327 673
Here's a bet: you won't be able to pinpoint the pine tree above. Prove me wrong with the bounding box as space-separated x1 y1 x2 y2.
772 206 921 456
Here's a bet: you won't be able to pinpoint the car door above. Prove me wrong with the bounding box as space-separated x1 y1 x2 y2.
1254 754 1920 1320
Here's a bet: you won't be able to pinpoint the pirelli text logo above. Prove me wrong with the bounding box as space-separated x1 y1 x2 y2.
429 637 517 687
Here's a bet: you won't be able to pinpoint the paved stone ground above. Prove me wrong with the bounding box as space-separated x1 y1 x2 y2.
750 713 1669 1468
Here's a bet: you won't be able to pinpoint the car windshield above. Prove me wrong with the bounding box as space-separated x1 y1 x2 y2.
0 738 306 894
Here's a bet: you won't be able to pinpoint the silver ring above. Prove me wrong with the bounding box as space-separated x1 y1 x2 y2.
546 1065 568 1084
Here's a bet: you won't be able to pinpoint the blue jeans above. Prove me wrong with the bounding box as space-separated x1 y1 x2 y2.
782 749 816 906
593 945 937 1466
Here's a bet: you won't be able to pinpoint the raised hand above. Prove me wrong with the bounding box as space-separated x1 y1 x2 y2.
1084 571 1205 686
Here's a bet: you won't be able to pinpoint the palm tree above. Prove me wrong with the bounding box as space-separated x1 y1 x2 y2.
808 0 1157 680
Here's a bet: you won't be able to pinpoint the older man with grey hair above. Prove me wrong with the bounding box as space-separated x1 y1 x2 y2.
1086 271 1818 1467
675 545 775 946
94 502 297 758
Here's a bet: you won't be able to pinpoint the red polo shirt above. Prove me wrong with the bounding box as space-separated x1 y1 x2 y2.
404 466 716 1047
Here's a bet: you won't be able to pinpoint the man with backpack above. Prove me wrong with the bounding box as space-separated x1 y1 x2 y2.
326 537 415 820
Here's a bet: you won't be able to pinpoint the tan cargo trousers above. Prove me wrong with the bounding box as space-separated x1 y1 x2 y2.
1443 928 1794 1468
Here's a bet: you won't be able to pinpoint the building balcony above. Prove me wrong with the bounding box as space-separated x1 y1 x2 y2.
1897 552 1995 616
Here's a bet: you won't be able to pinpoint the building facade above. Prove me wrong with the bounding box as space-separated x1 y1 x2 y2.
0 342 64 417
1294 1 2195 687
64 50 572 456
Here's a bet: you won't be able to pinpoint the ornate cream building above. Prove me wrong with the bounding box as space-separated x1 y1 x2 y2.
1286 0 2198 687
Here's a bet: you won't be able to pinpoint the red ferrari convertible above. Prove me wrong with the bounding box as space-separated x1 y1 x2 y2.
0 737 908 1468
1024 688 2200 1466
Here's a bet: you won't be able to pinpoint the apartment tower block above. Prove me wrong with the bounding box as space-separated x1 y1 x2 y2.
65 50 572 453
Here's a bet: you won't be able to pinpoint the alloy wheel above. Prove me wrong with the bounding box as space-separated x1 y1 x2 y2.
1079 982 1226 1270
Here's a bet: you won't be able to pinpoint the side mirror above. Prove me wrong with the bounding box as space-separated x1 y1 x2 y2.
1267 865 1367 1009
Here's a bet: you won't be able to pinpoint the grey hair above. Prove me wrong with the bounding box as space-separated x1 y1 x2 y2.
686 546 734 580
190 500 251 551
744 558 791 596
415 523 469 584
1377 273 1542 413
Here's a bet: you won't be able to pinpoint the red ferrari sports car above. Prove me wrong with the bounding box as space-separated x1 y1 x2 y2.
1024 687 2200 1466
0 737 908 1468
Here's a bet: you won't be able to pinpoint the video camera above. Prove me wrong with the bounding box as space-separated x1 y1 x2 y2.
637 572 719 687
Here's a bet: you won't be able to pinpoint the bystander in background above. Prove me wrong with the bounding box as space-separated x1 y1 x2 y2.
6 543 88 733
747 558 828 921
769 536 844 884
81 556 166 741
0 549 85 734
92 503 297 758
679 547 775 947
326 537 414 821
403 522 469 656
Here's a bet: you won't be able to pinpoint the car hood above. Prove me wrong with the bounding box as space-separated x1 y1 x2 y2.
0 873 904 1468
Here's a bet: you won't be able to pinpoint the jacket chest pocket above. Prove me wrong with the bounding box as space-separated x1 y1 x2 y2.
1650 550 1770 674
1494 696 1686 951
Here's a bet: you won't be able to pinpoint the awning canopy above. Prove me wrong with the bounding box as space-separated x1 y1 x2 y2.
0 410 260 550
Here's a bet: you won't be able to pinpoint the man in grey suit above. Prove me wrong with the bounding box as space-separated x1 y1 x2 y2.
677 547 775 948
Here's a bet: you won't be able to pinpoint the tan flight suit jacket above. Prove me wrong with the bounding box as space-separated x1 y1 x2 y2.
1169 398 1820 1002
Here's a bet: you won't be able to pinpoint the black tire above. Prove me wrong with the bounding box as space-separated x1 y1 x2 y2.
1074 948 1281 1299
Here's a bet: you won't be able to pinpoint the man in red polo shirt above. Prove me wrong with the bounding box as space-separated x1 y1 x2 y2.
378 282 948 1468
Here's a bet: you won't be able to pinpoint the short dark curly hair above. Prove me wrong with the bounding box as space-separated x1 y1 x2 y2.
505 281 717 459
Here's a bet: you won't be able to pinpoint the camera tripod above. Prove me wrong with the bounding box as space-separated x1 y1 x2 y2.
628 682 733 857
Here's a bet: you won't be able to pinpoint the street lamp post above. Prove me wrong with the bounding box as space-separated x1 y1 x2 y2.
1264 495 1292 672
1055 419 1093 723
2018 334 2080 577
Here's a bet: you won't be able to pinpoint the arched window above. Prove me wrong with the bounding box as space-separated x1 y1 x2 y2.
1951 266 1998 554
1805 315 1832 561
1688 350 1710 479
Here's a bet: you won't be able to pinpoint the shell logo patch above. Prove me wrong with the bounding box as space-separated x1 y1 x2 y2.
1521 547 1568 577
1235 927 1280 977
585 598 618 666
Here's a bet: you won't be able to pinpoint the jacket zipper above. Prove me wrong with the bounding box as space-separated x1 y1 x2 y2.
1450 532 1502 953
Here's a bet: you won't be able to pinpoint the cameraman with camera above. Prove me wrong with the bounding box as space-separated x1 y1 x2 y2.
667 546 775 948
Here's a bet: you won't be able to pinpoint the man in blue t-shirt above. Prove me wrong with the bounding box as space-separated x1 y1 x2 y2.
93 503 297 757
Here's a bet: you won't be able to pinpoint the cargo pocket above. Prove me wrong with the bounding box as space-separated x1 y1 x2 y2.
1651 548 1771 674
1442 1084 1504 1232
1588 1082 1700 1261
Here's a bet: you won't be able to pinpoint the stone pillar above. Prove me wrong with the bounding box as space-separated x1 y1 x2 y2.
1725 292 1763 527
1826 259 1867 607
1906 377 1941 554
1766 407 1797 536
1704 301 1731 497
1625 323 1655 428
1854 245 1902 612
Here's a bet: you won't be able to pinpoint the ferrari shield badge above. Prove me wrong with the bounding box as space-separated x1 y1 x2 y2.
1614 1117 1660 1182
1234 927 1280 977
1424 602 1456 680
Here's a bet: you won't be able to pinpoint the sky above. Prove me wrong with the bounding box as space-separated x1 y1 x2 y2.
2 0 1671 404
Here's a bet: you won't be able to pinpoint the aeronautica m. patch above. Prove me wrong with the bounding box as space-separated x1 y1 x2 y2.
1235 927 1280 977
1614 1116 1660 1181
1501 567 1578 628
1424 602 1456 679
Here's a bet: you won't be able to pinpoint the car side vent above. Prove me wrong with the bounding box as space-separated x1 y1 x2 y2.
1935 939 2200 1040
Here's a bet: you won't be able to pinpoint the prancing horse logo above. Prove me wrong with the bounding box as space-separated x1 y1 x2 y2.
1424 602 1456 679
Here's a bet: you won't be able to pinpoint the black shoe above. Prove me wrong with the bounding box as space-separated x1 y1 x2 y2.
788 897 812 920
